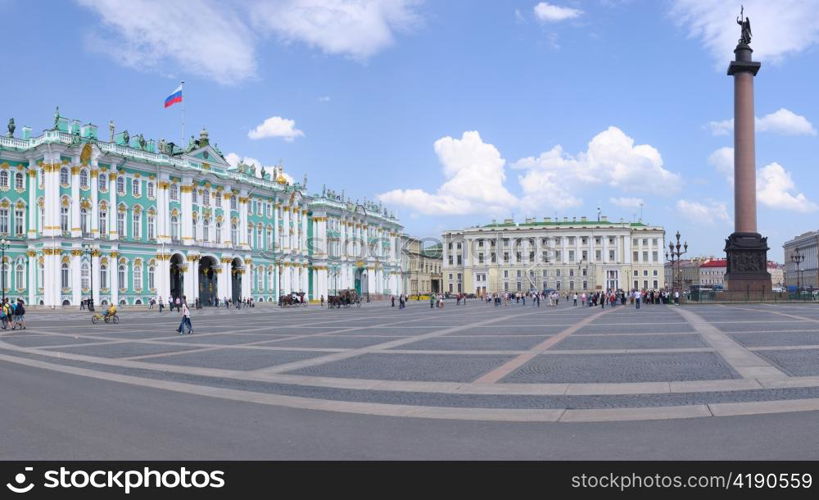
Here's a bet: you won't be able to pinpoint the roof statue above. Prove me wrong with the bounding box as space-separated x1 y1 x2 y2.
7 118 14 138
109 120 115 142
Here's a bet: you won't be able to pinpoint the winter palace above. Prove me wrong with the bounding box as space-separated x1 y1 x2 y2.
0 111 404 306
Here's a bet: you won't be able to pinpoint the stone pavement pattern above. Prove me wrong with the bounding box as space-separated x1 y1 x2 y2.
3 301 819 423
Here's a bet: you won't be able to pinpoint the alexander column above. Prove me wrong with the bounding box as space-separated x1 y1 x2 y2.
724 7 771 294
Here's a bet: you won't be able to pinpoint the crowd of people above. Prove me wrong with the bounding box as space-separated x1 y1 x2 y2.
147 295 255 311
0 298 26 330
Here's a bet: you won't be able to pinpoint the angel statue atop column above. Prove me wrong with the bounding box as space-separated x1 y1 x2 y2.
737 6 752 45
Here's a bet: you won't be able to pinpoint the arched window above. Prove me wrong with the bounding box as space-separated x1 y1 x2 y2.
81 262 90 290
38 262 44 290
169 184 178 201
116 176 125 195
147 182 154 199
61 262 69 289
117 210 125 238
99 210 108 237
60 205 69 233
215 192 222 207
98 172 108 191
79 169 89 188
192 189 198 204
132 179 140 197
247 225 253 247
118 264 126 290
0 171 8 188
60 167 69 185
132 211 141 239
15 262 24 290
147 214 155 240
192 216 198 240
80 207 88 236
215 222 221 243
0 208 8 234
148 266 155 290
170 215 179 240
203 219 210 241
231 223 238 244
230 196 237 210
134 264 142 290
15 172 23 190
203 190 210 206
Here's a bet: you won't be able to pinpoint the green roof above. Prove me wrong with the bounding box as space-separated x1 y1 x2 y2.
481 220 649 229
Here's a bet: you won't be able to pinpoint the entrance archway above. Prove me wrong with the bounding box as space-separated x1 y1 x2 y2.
199 256 218 306
170 253 185 300
231 258 242 303
354 268 368 296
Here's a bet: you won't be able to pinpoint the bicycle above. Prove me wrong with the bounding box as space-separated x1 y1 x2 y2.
91 312 120 324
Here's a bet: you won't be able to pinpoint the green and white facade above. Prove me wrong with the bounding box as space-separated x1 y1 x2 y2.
0 113 403 306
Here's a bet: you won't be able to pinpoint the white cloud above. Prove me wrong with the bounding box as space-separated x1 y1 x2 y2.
676 199 731 224
248 116 305 141
709 146 734 183
757 162 819 212
250 0 422 61
318 96 332 102
534 2 583 22
708 109 816 136
378 131 518 216
513 126 681 211
671 0 819 64
610 197 644 208
758 108 817 135
77 0 257 85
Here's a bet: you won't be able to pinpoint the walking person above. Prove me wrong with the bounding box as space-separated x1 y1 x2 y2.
13 299 25 330
175 296 181 313
177 297 192 335
158 296 164 313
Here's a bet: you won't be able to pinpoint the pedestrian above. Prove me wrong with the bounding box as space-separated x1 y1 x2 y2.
175 296 181 312
390 295 395 307
13 299 25 330
177 297 192 335
573 293 578 307
158 296 164 312
322 295 327 308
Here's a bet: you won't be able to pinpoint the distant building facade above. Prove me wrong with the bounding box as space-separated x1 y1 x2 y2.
442 216 666 295
784 231 819 289
665 257 783 290
400 236 442 296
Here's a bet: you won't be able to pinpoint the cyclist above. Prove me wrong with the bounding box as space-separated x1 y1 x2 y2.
105 303 118 321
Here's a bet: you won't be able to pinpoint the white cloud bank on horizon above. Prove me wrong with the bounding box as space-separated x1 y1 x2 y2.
676 199 731 224
379 127 681 216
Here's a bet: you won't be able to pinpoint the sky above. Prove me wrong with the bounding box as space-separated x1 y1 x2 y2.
2 0 819 262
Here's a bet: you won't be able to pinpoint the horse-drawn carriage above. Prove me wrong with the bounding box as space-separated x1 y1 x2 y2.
327 289 360 309
279 292 306 307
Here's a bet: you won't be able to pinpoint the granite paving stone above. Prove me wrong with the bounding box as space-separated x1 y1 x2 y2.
553 334 708 350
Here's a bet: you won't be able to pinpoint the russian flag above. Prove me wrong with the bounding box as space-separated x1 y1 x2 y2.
164 84 183 108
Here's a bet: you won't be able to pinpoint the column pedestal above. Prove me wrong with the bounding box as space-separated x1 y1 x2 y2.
724 232 771 295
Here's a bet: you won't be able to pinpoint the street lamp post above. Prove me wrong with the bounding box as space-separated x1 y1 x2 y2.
791 247 805 294
0 239 9 303
82 243 94 311
665 231 688 295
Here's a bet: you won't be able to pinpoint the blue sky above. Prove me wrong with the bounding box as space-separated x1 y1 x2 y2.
2 0 819 261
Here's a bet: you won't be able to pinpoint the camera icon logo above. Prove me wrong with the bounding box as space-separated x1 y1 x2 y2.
6 467 35 494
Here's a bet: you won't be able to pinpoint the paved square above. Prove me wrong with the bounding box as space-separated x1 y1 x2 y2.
553 334 707 350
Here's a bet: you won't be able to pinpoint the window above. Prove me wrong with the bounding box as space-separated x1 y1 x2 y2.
216 192 222 207
98 173 107 191
61 262 69 289
503 252 509 263
643 239 648 246
80 169 89 188
147 214 155 240
132 211 141 239
231 196 237 210
134 265 142 290
0 208 7 234
231 223 238 244
99 210 107 237
81 262 89 290
203 219 210 241
60 167 69 185
60 206 69 233
643 251 648 262
192 189 198 204
80 208 88 236
147 182 154 198
555 250 561 261
609 250 615 261
117 211 125 238
643 270 649 276
116 176 125 195
581 237 587 245
0 171 8 188
12 209 23 236
15 262 24 290
595 250 601 261
633 251 639 262
15 172 24 190
652 251 658 262
203 190 210 206
556 269 561 277
171 215 179 240
100 265 108 289
118 265 126 289
569 250 575 262
478 253 484 264
169 184 178 201
192 217 198 240
132 179 140 197
217 223 222 244
148 266 155 290
503 270 508 278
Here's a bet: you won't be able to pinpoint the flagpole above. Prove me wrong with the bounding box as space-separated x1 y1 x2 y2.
180 80 185 148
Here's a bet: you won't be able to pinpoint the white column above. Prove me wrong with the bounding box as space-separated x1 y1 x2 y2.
27 251 36 305
108 170 118 240
239 193 249 249
70 165 80 237
191 257 200 302
157 253 170 300
71 250 81 305
27 164 37 238
90 165 99 237
241 263 251 298
220 259 231 300
92 251 100 307
110 251 119 304
43 159 60 237
184 255 196 301
157 178 170 243
181 180 193 245
282 207 291 250
302 210 308 254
